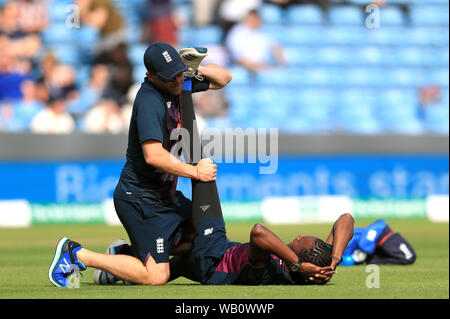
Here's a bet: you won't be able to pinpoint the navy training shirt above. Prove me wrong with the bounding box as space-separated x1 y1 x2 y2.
114 76 210 205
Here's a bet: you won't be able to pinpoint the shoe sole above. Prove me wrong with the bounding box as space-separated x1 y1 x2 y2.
48 237 69 287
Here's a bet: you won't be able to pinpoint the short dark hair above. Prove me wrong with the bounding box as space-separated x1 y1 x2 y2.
298 238 332 267
290 238 332 285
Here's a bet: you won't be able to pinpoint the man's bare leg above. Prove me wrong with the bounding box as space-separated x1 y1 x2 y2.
76 248 169 286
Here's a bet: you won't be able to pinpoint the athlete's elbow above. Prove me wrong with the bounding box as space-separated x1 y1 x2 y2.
144 153 156 166
214 70 232 89
250 223 266 241
143 148 163 167
224 69 232 85
341 213 354 225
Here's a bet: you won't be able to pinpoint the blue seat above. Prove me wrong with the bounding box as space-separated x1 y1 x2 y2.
364 27 399 45
336 105 382 134
378 89 418 108
67 86 101 116
293 90 333 130
286 5 324 25
282 116 330 133
339 89 377 106
125 24 142 45
405 27 449 46
179 26 223 46
424 106 449 134
316 47 346 65
6 101 44 132
329 6 363 25
284 46 317 65
395 48 428 66
341 68 383 86
41 24 74 44
74 26 100 53
410 5 450 26
226 66 251 87
49 1 72 24
128 44 148 66
298 68 338 86
282 26 326 45
253 88 294 119
260 4 284 24
205 117 232 132
433 48 449 67
355 46 383 65
296 89 335 107
226 87 254 120
256 68 297 86
49 45 82 67
383 117 425 134
228 100 252 122
377 100 422 134
133 64 148 83
261 24 289 44
379 7 405 26
383 68 425 87
337 102 374 119
429 69 449 87
325 27 364 45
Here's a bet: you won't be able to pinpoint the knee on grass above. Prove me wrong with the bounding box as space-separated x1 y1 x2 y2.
140 269 170 286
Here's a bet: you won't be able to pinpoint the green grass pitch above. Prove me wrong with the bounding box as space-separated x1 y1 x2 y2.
0 220 448 299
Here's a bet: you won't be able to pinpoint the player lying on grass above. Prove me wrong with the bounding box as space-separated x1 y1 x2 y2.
93 212 354 286
168 212 354 285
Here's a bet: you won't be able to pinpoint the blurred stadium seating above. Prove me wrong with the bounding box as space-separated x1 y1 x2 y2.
0 0 448 135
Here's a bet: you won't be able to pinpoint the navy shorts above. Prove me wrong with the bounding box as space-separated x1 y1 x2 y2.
188 217 239 284
114 191 194 264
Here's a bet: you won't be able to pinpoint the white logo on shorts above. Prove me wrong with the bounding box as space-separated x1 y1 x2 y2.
162 51 172 63
200 205 210 212
156 237 164 253
204 227 214 235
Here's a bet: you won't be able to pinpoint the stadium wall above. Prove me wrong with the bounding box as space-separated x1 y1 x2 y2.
0 133 448 226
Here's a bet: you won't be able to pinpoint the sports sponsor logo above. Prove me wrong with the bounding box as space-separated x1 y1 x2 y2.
204 227 214 235
200 204 210 212
59 257 72 273
162 51 172 63
156 237 164 253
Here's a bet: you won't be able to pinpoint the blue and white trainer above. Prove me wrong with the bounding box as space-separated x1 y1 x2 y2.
49 237 86 287
93 238 133 285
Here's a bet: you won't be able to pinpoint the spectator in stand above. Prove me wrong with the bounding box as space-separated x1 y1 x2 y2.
83 98 125 134
143 0 178 46
95 43 134 106
10 0 49 34
225 10 286 73
217 0 309 37
1 80 44 131
192 0 220 27
67 63 110 119
0 48 28 101
30 96 76 134
217 0 261 39
75 0 126 53
0 1 43 62
266 0 331 12
417 85 443 120
193 89 229 119
46 64 78 103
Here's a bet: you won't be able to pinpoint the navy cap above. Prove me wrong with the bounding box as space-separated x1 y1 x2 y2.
143 42 187 82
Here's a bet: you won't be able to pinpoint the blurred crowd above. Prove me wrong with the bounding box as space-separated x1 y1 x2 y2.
0 0 447 134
